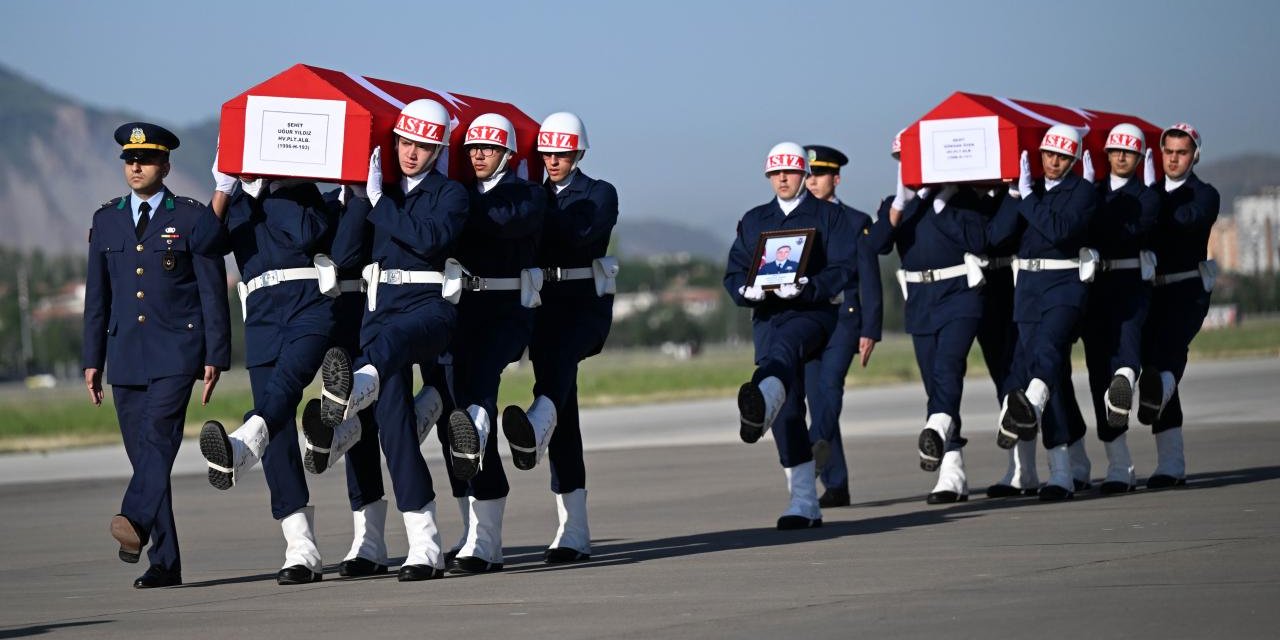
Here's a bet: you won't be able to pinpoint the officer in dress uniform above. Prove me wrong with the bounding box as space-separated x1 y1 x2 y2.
435 113 547 573
500 112 619 563
198 159 336 584
987 126 1099 501
1137 123 1220 489
865 161 988 504
304 99 469 581
726 142 856 529
1079 124 1160 495
85 123 230 588
800 145 882 508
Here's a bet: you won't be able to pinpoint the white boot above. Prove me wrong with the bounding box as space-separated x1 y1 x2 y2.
778 460 822 529
546 489 591 561
1149 427 1187 488
738 375 786 443
1042 444 1074 501
528 395 558 463
1069 439 1092 490
454 497 506 572
448 496 470 559
448 405 491 481
304 413 362 474
928 449 968 503
278 506 322 583
344 364 380 420
1100 434 1136 494
991 438 1040 497
201 415 269 489
414 386 443 444
342 499 388 573
400 502 444 580
917 413 954 472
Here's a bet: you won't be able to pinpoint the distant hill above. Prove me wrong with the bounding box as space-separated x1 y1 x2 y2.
1195 154 1280 212
613 219 727 261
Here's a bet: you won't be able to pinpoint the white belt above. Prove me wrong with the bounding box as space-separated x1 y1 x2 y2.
1013 258 1079 272
376 270 447 285
895 253 987 300
1154 259 1217 292
543 256 620 297
1102 258 1140 270
465 276 523 291
236 267 319 321
544 266 594 282
1098 250 1158 281
361 260 465 312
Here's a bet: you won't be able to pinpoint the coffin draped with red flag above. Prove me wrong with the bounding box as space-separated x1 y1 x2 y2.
899 92 1163 187
217 63 543 184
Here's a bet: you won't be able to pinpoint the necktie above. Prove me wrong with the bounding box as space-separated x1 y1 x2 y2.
135 201 151 240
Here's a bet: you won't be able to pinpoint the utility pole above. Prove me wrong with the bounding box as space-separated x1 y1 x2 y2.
17 263 33 379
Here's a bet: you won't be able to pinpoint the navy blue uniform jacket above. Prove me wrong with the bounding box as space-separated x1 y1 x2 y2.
834 201 883 341
459 171 546 281
540 170 618 306
1092 177 1159 259
224 182 336 368
1151 173 1220 275
82 190 231 385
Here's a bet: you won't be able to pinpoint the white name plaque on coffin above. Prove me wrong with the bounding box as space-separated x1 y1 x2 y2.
241 96 347 179
919 116 1000 184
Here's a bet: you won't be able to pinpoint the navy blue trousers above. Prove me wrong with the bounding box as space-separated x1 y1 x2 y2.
529 295 612 494
753 311 834 469
1142 282 1211 432
977 270 1018 403
1083 275 1151 441
1011 305 1084 448
247 333 328 519
804 317 860 490
439 298 534 501
114 375 192 571
332 297 385 512
911 316 981 445
359 301 457 512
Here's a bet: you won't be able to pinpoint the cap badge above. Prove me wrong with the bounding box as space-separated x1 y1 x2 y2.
129 127 146 145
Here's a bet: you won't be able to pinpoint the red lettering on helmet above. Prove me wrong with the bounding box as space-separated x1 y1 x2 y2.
766 154 805 170
396 116 444 142
538 131 579 149
467 126 508 146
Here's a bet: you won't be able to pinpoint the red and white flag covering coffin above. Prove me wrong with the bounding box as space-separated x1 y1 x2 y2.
898 92 1164 187
217 63 543 184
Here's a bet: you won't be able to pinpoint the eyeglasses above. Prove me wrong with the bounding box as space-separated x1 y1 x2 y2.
467 146 503 158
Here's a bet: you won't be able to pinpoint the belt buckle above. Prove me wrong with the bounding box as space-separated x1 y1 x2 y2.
544 267 562 282
466 276 484 292
1026 259 1041 271
920 270 935 283
263 271 279 287
386 270 403 285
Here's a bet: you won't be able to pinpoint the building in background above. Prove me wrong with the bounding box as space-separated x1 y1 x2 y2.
1234 188 1280 274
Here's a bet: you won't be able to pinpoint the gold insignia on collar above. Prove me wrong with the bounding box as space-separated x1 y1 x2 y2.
129 127 146 144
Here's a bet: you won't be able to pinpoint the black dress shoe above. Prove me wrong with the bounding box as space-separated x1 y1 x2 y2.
737 383 766 443
997 390 1039 449
1099 480 1136 495
1074 479 1093 492
1038 485 1074 502
110 514 145 564
134 565 181 588
776 515 822 530
339 557 388 577
544 547 591 563
444 549 460 566
502 405 539 471
398 564 444 581
926 491 968 504
301 399 332 475
450 556 504 574
1146 474 1187 490
818 486 851 508
918 428 944 472
277 565 322 585
1105 374 1133 429
1136 368 1163 426
986 483 1038 498
199 420 235 490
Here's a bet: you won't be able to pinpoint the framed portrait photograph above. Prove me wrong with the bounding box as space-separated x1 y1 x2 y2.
747 228 816 289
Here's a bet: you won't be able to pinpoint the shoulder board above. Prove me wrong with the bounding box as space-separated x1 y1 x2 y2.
98 196 125 211
177 196 204 207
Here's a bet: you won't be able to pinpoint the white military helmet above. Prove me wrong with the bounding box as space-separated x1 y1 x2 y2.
1160 122 1202 163
1105 123 1145 154
465 113 518 153
764 141 810 175
394 99 451 145
537 112 589 152
1040 124 1082 160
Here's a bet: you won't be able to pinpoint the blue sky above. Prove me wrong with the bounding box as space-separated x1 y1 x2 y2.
3 0 1278 234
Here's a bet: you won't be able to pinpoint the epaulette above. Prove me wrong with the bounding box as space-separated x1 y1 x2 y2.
98 196 125 211
175 196 206 208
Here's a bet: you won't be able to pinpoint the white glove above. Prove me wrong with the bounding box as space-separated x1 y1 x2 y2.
1017 150 1033 199
240 177 265 199
366 147 383 207
337 185 349 206
916 186 933 200
1081 149 1095 183
932 184 959 213
738 285 765 301
1143 148 1156 187
775 282 802 299
890 165 918 211
211 152 237 195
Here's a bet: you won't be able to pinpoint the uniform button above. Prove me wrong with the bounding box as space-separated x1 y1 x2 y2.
136 267 144 276
136 244 144 252
136 291 145 299
187 323 194 329
848 307 855 312
137 314 146 323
